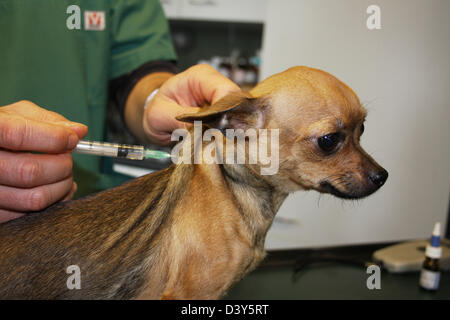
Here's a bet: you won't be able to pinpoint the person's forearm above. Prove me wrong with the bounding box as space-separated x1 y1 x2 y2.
124 72 174 143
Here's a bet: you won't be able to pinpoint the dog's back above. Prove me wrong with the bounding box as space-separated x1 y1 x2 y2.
0 165 185 299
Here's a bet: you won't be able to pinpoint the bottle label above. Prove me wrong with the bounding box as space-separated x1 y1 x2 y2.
420 269 440 290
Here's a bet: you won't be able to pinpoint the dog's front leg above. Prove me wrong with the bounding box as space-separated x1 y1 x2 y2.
160 245 254 300
160 262 234 299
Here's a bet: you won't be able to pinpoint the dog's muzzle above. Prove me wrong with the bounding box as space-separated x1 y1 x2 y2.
320 169 388 199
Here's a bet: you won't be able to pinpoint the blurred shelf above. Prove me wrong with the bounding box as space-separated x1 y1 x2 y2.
161 0 267 24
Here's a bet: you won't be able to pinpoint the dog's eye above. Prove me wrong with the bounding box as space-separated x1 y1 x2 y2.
318 133 341 153
360 123 365 135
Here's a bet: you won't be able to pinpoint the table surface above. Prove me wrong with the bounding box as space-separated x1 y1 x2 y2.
225 243 450 300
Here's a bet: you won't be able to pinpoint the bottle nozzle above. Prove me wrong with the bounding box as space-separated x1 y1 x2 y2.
430 222 441 248
432 222 441 237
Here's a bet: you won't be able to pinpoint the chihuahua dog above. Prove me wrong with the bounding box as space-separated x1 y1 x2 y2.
0 66 387 299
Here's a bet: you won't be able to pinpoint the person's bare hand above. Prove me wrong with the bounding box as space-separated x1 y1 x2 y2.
0 100 87 223
143 64 240 145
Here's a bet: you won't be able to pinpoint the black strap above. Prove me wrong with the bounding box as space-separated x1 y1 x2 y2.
109 60 178 120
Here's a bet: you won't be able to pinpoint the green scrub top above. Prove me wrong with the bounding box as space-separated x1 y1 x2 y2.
0 0 177 197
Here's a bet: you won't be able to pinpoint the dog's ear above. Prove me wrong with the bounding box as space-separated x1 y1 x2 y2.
176 91 267 131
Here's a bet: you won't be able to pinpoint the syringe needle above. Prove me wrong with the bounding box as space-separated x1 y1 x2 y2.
144 149 172 160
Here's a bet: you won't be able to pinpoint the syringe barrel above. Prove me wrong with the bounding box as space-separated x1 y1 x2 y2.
74 140 144 160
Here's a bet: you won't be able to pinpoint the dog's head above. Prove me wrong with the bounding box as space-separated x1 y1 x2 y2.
177 66 388 199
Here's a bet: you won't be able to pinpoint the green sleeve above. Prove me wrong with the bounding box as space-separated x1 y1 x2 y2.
109 0 177 79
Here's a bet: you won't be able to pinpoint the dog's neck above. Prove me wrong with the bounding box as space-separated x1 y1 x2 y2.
180 126 288 248
219 162 288 248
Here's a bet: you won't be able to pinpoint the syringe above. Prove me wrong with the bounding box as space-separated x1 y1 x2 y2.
73 140 171 160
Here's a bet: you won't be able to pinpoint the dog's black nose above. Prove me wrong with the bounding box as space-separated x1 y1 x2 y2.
369 169 388 188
